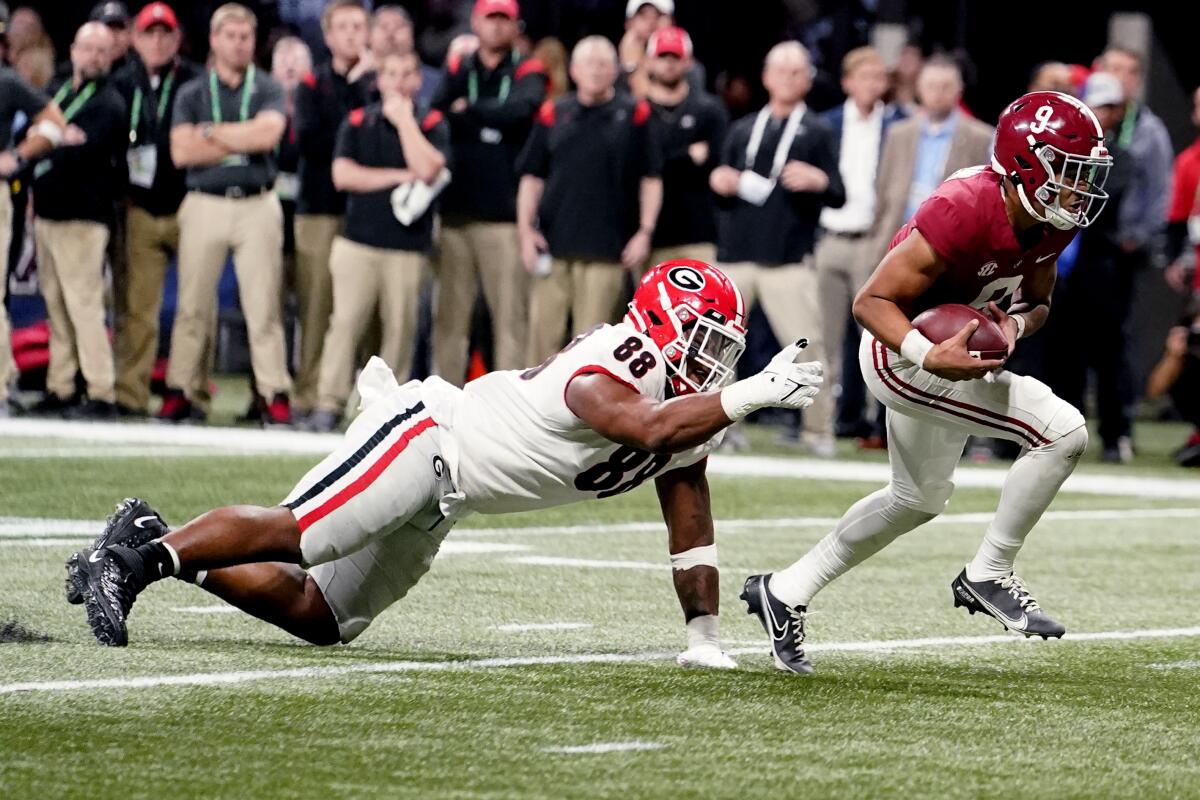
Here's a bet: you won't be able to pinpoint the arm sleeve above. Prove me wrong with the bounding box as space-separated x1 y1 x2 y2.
332 116 359 163
515 104 552 178
171 82 203 127
706 101 730 171
293 78 326 154
429 117 452 172
566 326 667 398
3 72 51 119
256 76 287 118
812 124 845 208
638 105 664 179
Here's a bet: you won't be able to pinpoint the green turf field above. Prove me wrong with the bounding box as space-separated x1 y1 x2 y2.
1 415 1198 799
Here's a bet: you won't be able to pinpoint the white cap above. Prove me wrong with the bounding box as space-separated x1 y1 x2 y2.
1084 71 1124 108
626 0 673 19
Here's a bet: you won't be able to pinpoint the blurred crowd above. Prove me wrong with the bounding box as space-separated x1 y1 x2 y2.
1 0 1198 467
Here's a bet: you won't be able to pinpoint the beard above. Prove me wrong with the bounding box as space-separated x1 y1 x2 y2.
651 73 684 90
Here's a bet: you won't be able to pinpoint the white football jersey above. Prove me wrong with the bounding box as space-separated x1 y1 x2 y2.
441 323 719 515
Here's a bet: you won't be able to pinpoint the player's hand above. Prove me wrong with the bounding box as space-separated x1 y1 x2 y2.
382 94 414 127
621 230 651 270
923 320 1006 381
519 228 549 273
720 339 824 421
687 141 710 166
709 166 741 197
676 644 738 670
780 160 829 193
986 301 1018 355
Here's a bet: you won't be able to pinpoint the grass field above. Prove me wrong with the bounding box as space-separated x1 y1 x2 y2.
1 406 1198 799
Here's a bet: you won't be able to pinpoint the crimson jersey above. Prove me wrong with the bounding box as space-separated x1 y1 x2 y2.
889 166 1078 316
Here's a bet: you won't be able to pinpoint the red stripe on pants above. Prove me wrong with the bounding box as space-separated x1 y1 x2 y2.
297 416 438 533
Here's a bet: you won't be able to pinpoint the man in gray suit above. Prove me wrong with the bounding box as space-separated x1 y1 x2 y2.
870 56 994 263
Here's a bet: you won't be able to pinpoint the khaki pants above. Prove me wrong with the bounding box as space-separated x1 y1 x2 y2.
114 207 180 410
0 189 13 403
433 221 527 385
721 258 833 438
34 219 116 402
292 213 341 411
317 236 427 413
526 258 626 364
167 191 291 404
814 231 877 409
648 243 717 276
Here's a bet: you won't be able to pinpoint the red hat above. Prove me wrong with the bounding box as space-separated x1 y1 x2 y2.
135 2 178 32
473 0 519 19
647 26 691 59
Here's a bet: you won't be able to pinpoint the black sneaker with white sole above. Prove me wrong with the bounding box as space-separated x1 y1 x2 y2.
951 568 1066 640
740 574 814 674
66 498 168 605
80 545 149 647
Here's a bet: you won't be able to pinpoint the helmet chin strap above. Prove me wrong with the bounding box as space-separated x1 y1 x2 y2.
1016 182 1077 231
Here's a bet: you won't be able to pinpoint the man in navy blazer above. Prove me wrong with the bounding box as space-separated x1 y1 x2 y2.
815 46 904 443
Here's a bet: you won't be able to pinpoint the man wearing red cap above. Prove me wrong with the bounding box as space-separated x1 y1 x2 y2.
111 2 203 416
430 0 547 385
643 26 726 271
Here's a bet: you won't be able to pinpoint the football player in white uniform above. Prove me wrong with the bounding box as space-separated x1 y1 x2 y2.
70 260 824 669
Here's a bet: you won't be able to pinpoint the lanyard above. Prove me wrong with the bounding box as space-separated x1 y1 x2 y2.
130 69 176 144
745 103 805 180
209 64 256 124
53 81 97 122
466 50 518 104
1117 101 1138 150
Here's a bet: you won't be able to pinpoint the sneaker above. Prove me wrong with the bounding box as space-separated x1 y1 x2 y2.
803 433 837 459
79 545 148 646
305 409 340 433
66 498 169 605
156 389 199 423
1101 436 1134 464
63 399 118 421
115 403 148 419
262 393 292 428
1176 441 1200 468
740 574 814 674
951 568 1065 639
27 392 80 417
676 644 738 670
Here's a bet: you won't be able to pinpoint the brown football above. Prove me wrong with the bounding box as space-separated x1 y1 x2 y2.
911 304 1009 360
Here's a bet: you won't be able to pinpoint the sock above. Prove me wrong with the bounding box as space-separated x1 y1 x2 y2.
770 487 937 608
175 569 207 586
129 540 179 584
684 615 720 651
967 426 1087 582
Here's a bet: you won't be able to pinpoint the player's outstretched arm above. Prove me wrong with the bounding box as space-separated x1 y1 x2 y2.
566 346 823 455
854 230 1005 380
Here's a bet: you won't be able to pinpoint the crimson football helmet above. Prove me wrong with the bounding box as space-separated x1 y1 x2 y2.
991 90 1113 230
625 260 747 395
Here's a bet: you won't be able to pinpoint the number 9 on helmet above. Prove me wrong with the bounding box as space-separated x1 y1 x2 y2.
625 259 748 396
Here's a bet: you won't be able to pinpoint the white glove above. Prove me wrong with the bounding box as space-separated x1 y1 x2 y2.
719 339 824 422
676 644 739 670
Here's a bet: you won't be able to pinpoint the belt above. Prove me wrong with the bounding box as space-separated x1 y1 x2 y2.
194 184 271 199
826 229 870 239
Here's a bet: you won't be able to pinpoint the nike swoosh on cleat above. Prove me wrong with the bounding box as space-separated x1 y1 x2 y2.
760 584 790 643
88 550 104 563
962 582 1027 629
133 515 158 529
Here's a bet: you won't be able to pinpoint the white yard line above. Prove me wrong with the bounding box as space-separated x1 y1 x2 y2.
172 606 238 614
4 417 1199 498
507 556 667 571
542 742 666 754
494 622 593 632
3 626 1198 695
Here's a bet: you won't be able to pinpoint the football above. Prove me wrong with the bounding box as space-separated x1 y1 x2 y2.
911 304 1009 360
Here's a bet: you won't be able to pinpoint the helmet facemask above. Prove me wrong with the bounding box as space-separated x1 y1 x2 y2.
1023 143 1112 230
660 298 746 394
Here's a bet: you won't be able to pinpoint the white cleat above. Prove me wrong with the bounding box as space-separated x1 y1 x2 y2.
676 645 738 670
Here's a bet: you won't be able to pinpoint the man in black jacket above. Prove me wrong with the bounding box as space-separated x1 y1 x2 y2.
110 2 202 416
431 0 547 385
31 21 127 419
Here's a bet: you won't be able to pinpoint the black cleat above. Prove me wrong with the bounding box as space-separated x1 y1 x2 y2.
951 568 1066 640
66 499 169 605
79 546 147 646
740 574 814 674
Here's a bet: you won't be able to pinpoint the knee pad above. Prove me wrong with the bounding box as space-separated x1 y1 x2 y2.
888 481 953 518
1045 422 1089 461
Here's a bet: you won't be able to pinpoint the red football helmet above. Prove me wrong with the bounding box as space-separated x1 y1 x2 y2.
991 90 1113 230
625 260 747 395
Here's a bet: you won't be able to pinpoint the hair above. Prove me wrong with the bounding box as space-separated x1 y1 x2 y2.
764 40 811 71
210 3 256 35
1099 45 1143 72
841 46 882 78
571 35 617 67
918 54 962 84
372 4 411 28
271 35 311 69
321 0 367 33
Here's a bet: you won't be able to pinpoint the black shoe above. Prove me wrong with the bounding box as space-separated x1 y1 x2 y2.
156 390 206 424
63 399 118 421
66 498 169 605
79 545 148 646
27 392 81 417
740 574 814 674
304 409 340 433
115 403 148 419
1175 442 1200 468
951 568 1066 639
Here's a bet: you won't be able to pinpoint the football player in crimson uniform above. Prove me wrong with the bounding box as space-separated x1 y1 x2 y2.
69 260 824 668
744 91 1114 674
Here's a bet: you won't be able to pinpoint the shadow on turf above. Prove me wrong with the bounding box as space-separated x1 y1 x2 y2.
0 619 53 643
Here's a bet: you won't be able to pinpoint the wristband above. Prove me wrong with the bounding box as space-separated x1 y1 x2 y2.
31 120 63 147
1013 313 1027 340
900 329 934 368
719 378 760 422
